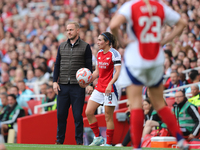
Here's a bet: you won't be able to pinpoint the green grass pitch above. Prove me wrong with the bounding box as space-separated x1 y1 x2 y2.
4 144 199 150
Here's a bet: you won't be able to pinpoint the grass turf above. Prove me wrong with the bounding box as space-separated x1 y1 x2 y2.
4 144 199 150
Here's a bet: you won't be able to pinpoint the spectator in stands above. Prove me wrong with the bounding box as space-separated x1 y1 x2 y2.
0 93 8 114
26 69 36 90
142 96 163 138
190 57 197 69
173 90 200 141
0 72 10 87
188 85 200 106
188 33 196 48
39 61 51 81
8 67 16 84
0 94 25 142
33 67 48 94
164 57 172 76
194 41 200 53
186 70 200 94
17 80 33 112
168 71 184 92
40 83 48 96
177 51 186 61
177 65 186 74
193 24 200 41
171 64 178 72
183 57 191 69
0 62 9 75
43 86 57 111
41 36 52 54
12 68 25 85
0 87 7 96
187 48 197 61
9 86 19 99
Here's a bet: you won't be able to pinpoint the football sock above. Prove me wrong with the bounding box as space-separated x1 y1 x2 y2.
130 109 144 148
106 129 114 145
90 122 100 137
158 106 183 141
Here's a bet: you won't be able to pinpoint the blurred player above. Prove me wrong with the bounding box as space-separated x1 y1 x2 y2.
110 0 189 150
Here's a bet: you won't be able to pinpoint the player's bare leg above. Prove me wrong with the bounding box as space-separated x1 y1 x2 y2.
86 100 104 146
104 106 115 146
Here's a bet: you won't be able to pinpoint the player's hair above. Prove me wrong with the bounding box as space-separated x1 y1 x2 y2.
101 32 117 49
143 0 152 17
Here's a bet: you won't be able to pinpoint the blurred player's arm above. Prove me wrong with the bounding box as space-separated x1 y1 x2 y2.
160 18 187 46
110 14 128 48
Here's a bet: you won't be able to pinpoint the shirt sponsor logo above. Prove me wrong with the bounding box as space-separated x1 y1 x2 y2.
98 62 109 69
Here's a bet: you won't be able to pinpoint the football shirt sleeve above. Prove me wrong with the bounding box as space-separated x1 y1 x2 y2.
163 4 180 27
117 2 131 22
111 49 121 66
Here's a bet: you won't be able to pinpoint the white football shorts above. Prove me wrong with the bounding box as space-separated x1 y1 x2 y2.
118 62 164 88
89 89 118 106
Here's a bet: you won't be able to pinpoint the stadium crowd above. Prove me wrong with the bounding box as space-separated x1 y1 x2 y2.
0 0 200 134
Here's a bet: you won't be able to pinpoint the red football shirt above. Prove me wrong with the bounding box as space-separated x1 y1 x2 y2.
95 48 121 93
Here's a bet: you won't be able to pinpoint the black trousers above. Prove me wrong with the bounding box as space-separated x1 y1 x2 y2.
122 129 131 146
56 84 85 144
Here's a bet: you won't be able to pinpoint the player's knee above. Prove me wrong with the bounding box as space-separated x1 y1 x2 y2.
105 113 113 123
85 109 94 118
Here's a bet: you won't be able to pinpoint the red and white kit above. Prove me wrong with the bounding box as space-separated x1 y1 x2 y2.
89 48 121 106
117 0 180 87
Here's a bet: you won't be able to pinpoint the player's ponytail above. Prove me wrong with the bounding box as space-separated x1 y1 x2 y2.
101 32 118 49
143 0 152 17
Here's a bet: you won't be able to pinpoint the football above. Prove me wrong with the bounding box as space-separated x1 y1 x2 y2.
76 68 92 84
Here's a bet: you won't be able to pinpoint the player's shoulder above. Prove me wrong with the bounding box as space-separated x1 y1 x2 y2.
109 48 121 57
97 49 103 56
97 49 103 54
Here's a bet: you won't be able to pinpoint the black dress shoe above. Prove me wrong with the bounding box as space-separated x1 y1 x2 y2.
55 141 63 145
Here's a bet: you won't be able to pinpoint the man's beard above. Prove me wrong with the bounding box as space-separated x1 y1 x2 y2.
69 35 77 40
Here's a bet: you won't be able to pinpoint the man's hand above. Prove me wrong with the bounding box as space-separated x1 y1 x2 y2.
79 83 89 88
86 85 93 95
53 82 60 95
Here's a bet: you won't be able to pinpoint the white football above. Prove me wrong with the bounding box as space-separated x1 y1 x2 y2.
76 68 92 84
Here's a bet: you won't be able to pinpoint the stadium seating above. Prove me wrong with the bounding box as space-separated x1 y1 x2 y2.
27 100 41 114
22 107 29 116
